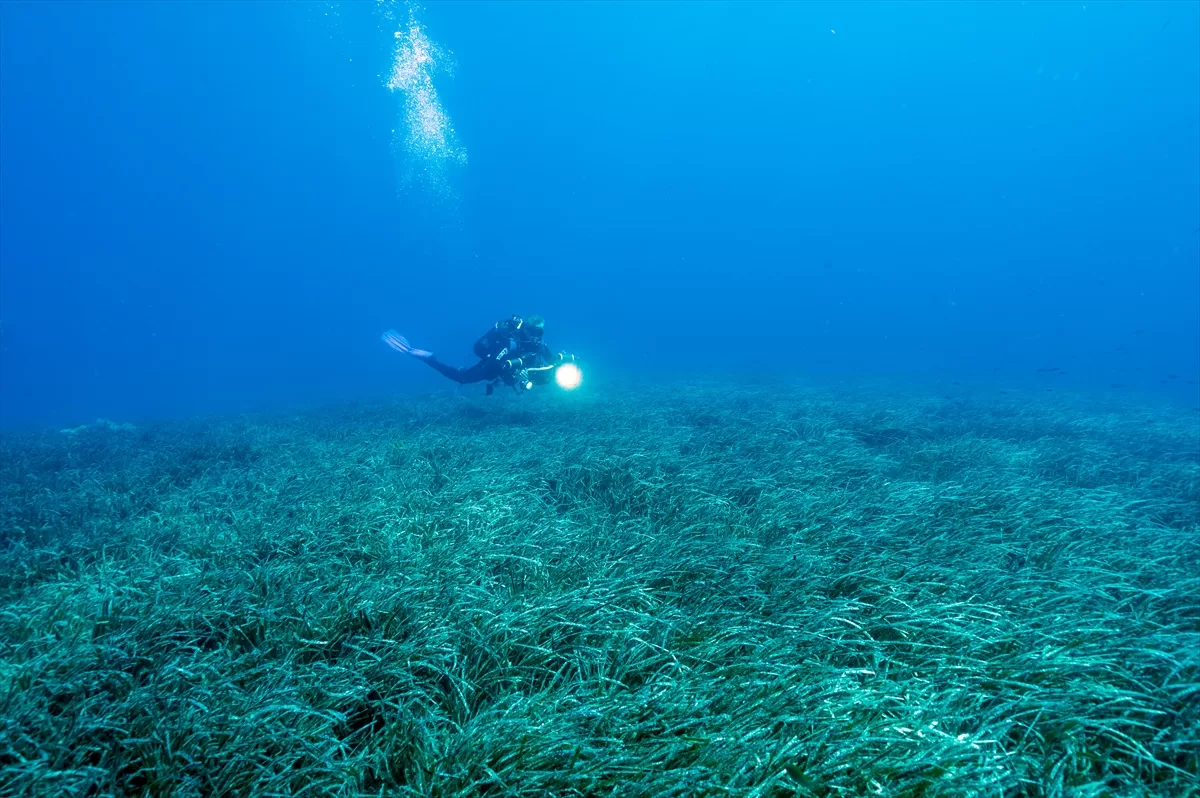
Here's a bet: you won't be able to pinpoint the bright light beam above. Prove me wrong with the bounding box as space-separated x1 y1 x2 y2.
555 363 583 390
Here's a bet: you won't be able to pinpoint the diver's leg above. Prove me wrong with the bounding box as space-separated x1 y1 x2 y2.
420 356 492 385
382 330 495 385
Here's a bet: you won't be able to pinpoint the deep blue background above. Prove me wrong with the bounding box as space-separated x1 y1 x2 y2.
1 0 1197 428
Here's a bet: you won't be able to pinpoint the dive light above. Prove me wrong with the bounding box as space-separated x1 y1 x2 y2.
555 362 583 390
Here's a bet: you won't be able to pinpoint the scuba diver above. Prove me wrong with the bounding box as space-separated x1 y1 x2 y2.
382 314 580 395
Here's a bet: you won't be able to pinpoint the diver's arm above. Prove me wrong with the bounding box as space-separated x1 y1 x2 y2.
541 341 579 364
524 351 580 386
500 342 577 372
500 342 551 371
524 363 558 385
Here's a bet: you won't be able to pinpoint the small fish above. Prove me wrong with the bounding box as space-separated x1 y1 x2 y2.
1110 383 1125 389
1167 374 1178 379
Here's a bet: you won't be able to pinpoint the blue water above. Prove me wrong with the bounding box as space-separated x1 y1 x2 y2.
1 0 1197 428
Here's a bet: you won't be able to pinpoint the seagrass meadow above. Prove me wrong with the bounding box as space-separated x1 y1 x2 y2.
1 380 1197 798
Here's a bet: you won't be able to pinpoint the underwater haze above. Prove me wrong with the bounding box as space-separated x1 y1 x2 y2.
0 0 1197 426
3 3 1200 795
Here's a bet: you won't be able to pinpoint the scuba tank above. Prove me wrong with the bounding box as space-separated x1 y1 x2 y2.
473 315 524 360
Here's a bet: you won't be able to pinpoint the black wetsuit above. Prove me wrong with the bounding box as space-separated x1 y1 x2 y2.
421 319 553 385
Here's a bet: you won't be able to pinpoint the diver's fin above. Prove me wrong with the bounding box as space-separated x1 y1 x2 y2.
381 330 410 353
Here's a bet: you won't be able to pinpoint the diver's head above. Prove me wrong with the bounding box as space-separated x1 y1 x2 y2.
526 314 545 340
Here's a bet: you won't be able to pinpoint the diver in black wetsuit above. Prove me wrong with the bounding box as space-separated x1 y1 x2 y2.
382 314 575 393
